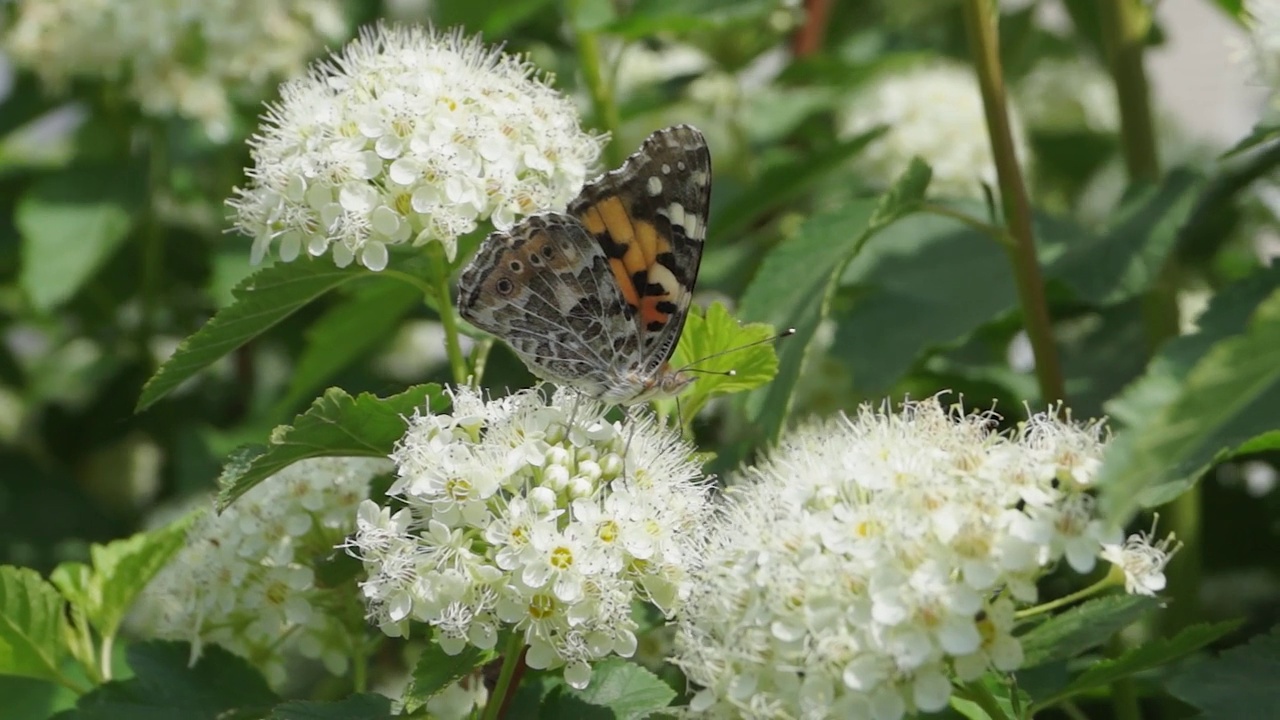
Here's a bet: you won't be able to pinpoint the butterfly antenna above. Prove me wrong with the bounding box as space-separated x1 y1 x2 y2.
685 368 737 377
676 327 797 373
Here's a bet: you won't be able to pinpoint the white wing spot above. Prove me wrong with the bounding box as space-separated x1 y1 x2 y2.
691 170 709 187
665 202 686 229
647 176 663 196
677 161 687 171
685 213 702 240
661 163 671 175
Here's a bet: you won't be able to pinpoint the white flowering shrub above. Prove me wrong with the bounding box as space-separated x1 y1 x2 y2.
351 386 711 689
3 0 347 140
228 23 606 271
129 457 390 687
1016 58 1120 134
839 63 1031 198
672 399 1168 719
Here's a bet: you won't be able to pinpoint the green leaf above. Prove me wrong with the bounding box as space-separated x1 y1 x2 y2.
277 278 422 414
1106 264 1280 427
1017 594 1157 669
1166 624 1280 719
833 205 1083 398
832 209 1012 395
669 302 779 422
1222 123 1280 159
739 159 931 443
1099 283 1280 521
1049 169 1205 305
17 164 145 312
1213 0 1244 19
1232 429 1280 456
542 658 675 720
136 257 375 412
0 673 78 720
403 641 495 713
56 642 276 720
434 0 555 34
1033 621 1240 710
0 566 70 683
567 0 617 31
217 384 444 510
607 0 778 37
711 131 881 242
267 695 394 720
48 519 191 641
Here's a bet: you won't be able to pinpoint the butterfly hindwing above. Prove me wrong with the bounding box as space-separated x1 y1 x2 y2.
457 213 640 396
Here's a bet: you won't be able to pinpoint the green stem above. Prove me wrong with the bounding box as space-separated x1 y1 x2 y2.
481 634 526 720
351 634 368 693
469 338 495 388
1160 489 1202 632
920 202 1011 246
1061 701 1092 720
1096 0 1201 646
1014 575 1116 620
958 680 1013 720
99 632 114 681
428 252 470 386
571 1 623 166
962 0 1067 405
141 123 167 357
1097 0 1160 182
1106 636 1143 720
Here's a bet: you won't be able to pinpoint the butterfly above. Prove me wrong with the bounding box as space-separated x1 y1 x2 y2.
457 125 711 405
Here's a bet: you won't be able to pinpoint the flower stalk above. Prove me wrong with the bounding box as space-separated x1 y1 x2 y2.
429 246 470 385
571 1 623 167
483 635 527 720
962 0 1066 404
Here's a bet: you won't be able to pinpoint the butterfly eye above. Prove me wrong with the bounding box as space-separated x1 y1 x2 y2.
509 260 523 272
496 278 514 295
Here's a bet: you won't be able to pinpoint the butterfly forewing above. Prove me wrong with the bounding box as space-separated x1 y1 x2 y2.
568 125 711 376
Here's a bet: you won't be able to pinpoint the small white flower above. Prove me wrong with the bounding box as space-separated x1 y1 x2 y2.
1016 58 1120 133
129 457 390 688
3 0 346 140
230 23 605 270
1101 516 1183 596
352 386 710 689
838 63 1031 198
674 396 1112 718
1234 0 1280 101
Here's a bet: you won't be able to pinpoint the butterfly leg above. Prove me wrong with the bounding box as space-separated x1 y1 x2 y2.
564 387 583 439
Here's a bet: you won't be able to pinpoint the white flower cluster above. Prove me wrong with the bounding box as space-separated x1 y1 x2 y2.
229 23 606 271
3 0 346 141
674 398 1124 720
130 457 390 688
1017 58 1120 133
351 386 711 690
839 63 1031 198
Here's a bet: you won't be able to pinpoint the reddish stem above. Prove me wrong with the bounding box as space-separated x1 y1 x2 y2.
792 0 834 57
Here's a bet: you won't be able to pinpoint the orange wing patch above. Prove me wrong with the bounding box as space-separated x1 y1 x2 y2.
578 197 678 324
